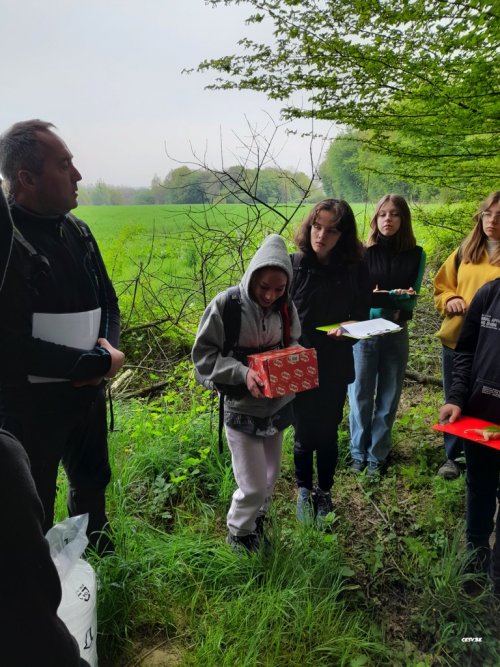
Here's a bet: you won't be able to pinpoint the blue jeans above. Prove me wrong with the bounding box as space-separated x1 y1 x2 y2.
348 326 409 465
441 344 464 460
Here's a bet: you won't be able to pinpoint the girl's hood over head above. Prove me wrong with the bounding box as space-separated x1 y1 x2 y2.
240 234 292 298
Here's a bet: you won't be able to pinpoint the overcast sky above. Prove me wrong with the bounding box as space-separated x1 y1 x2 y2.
1 0 333 187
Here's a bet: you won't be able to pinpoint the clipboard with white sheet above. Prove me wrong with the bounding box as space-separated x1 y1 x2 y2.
28 307 101 383
316 317 402 339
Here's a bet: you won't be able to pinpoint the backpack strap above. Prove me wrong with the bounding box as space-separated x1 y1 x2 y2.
217 285 242 453
290 252 303 274
66 214 118 430
280 299 291 347
65 214 102 277
217 392 225 454
222 285 242 355
13 226 40 258
66 213 115 331
66 213 93 244
12 226 51 287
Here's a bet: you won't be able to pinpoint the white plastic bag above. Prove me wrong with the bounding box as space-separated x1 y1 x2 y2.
46 514 98 667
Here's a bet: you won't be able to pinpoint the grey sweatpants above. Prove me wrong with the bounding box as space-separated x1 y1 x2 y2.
226 426 283 536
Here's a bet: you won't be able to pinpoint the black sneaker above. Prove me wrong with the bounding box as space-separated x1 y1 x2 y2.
463 545 491 596
255 515 272 553
296 487 315 525
367 462 383 478
314 487 333 527
350 459 366 473
255 514 266 537
466 545 491 574
437 459 461 480
226 531 260 554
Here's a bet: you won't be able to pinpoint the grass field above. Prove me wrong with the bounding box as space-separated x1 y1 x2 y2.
75 201 459 289
76 203 419 251
76 204 312 267
76 202 442 254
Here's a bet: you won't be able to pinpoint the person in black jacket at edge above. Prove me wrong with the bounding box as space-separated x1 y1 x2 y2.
0 190 90 664
290 199 371 526
0 120 124 554
439 278 500 597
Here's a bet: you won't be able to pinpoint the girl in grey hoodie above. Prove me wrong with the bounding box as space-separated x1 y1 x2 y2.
192 234 301 552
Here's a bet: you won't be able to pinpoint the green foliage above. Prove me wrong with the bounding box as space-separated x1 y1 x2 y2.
199 0 499 195
319 131 444 202
412 201 478 269
319 131 366 201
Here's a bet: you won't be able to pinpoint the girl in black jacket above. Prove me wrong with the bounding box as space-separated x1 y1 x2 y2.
439 278 500 595
348 194 425 476
290 199 370 525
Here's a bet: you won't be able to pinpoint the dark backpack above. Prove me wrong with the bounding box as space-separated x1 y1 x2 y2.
12 213 98 292
12 226 51 291
199 285 292 452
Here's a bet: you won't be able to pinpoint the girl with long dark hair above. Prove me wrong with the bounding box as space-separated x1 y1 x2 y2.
290 199 370 524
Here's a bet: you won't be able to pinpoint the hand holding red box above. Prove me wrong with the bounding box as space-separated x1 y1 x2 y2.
247 346 319 398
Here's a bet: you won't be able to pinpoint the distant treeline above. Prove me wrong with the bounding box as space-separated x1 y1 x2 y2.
78 166 325 206
79 132 469 206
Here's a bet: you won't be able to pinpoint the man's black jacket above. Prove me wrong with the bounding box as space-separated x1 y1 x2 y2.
0 203 120 414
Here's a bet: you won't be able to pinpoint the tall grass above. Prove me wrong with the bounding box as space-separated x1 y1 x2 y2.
55 390 499 667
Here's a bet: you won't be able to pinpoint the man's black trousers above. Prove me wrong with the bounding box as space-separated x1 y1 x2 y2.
1 386 111 550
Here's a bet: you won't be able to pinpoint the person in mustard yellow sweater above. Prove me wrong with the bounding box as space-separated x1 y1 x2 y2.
434 191 500 479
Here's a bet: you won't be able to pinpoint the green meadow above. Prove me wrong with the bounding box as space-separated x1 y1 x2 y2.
77 202 437 248
77 202 453 288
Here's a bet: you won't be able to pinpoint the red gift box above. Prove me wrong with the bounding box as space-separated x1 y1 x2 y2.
247 346 319 398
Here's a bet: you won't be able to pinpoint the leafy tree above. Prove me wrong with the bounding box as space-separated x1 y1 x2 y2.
198 0 499 196
88 180 124 205
319 131 443 202
163 167 208 204
319 132 366 201
133 188 156 205
150 175 167 204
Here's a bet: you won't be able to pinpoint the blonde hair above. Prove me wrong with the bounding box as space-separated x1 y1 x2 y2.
460 191 500 266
